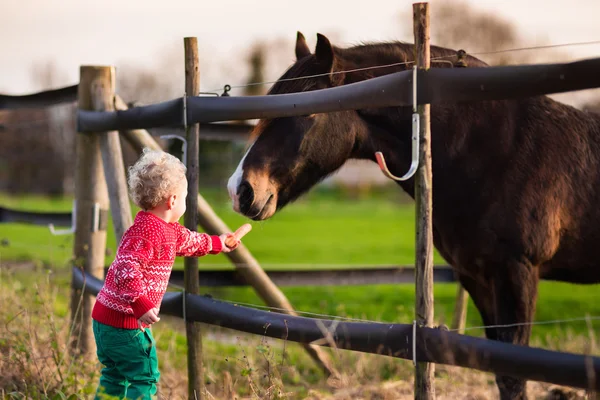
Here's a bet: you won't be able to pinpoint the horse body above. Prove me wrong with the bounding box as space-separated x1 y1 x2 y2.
423 95 600 284
227 32 600 399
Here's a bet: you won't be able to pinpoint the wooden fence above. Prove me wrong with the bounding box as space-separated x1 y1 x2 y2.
4 1 600 398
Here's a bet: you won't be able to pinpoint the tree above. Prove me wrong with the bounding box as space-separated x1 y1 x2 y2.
243 42 267 96
401 0 552 66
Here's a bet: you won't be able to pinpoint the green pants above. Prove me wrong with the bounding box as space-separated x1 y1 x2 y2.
93 320 160 400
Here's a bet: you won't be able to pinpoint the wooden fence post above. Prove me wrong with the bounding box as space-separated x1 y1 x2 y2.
93 67 133 244
413 3 435 399
70 66 110 356
184 37 204 400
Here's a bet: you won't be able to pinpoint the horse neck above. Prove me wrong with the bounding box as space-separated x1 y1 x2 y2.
353 109 421 197
354 106 465 199
338 45 488 197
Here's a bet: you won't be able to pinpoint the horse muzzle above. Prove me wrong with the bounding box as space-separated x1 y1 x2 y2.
230 178 278 220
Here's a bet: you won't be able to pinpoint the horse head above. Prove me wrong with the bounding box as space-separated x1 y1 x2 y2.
228 32 389 220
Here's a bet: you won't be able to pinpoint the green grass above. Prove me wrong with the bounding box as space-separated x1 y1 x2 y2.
0 187 444 268
2 188 600 344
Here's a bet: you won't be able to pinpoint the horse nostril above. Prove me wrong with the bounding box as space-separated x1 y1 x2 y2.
238 180 254 215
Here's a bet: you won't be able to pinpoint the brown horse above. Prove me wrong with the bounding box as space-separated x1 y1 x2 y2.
227 32 600 399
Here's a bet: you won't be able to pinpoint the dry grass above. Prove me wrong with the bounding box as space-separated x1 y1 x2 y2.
0 269 99 399
0 266 596 400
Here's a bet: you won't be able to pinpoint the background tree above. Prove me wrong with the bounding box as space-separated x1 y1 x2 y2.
400 1 557 66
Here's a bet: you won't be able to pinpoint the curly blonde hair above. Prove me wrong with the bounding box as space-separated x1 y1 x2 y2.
128 148 187 210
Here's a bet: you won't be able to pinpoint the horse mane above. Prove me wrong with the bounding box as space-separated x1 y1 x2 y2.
269 41 489 94
249 41 489 142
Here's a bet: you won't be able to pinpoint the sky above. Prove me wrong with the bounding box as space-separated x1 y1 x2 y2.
2 0 600 106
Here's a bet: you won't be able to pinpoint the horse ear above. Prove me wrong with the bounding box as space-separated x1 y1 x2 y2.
315 33 334 72
295 31 311 60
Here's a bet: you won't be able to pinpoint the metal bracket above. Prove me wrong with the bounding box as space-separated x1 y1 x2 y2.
375 65 420 181
412 320 417 366
97 207 109 232
160 135 188 167
91 203 100 232
49 200 76 235
48 201 105 234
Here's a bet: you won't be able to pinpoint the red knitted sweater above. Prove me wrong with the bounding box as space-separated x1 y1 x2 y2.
92 211 222 329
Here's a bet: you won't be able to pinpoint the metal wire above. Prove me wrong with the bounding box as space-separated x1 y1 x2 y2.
207 39 600 94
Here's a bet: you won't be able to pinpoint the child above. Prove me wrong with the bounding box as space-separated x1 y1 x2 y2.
92 149 240 400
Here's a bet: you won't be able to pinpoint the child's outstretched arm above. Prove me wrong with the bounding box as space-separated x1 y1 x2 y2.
174 223 251 256
174 223 223 257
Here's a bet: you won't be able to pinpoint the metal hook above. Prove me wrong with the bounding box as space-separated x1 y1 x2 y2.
160 135 188 167
49 201 101 235
455 49 468 68
222 84 231 97
49 200 76 235
375 66 420 181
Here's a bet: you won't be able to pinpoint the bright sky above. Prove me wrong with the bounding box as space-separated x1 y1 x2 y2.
2 0 600 105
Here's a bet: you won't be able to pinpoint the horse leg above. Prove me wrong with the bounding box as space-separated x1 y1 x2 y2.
458 257 539 400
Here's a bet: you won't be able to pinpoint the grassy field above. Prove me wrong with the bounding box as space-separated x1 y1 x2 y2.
1 267 594 400
0 187 435 267
1 187 598 399
2 187 599 343
0 256 598 400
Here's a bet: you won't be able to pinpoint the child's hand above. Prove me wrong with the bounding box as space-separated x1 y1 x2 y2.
219 224 251 253
219 233 239 253
138 307 160 330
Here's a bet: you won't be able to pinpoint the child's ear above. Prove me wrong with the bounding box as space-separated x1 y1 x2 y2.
168 194 176 210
